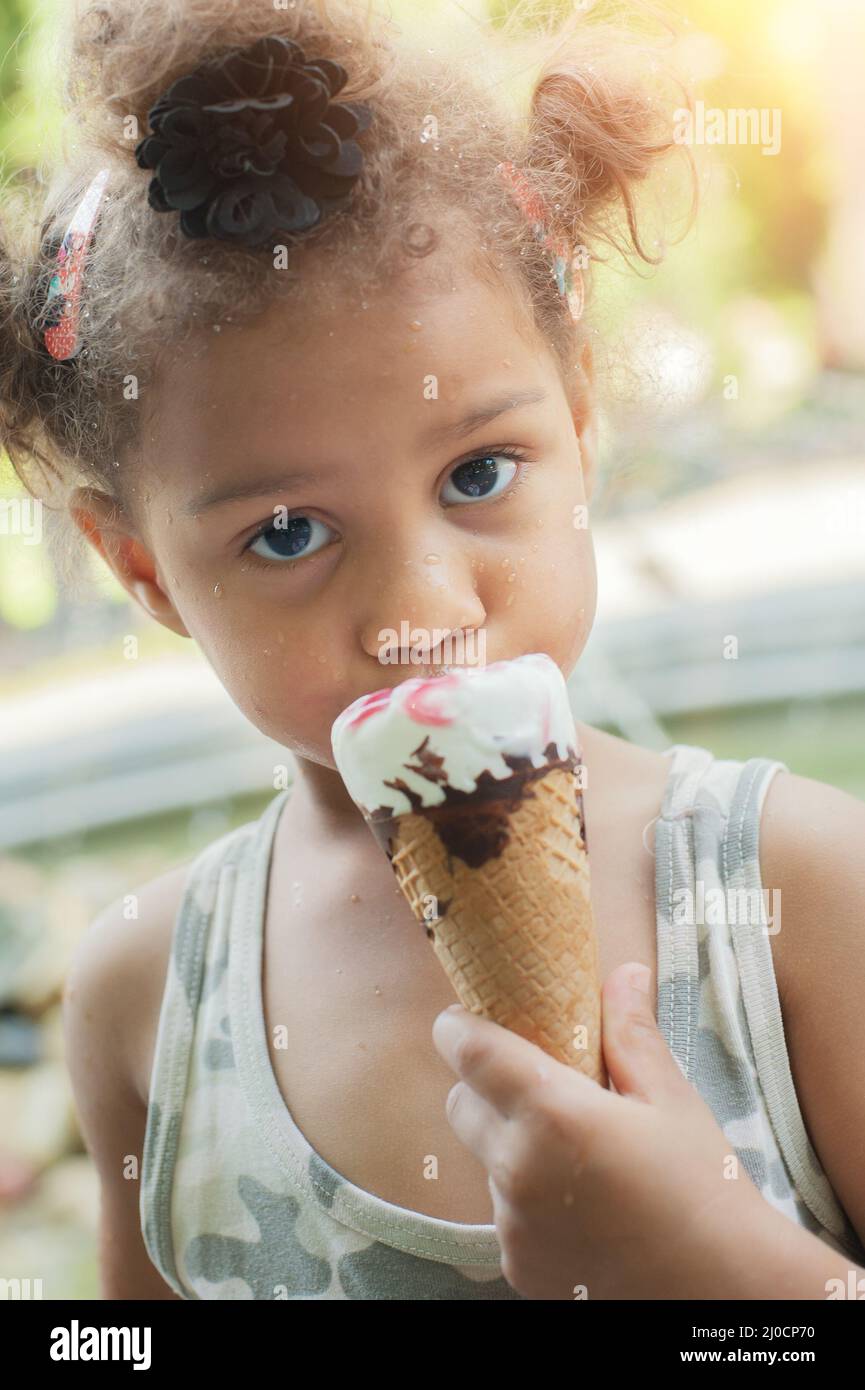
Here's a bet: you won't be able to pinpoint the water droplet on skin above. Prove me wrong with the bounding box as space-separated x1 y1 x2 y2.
507 573 516 583
350 893 360 903
536 518 544 527
361 300 369 310
213 582 224 597
506 593 515 606
317 654 327 664
409 320 423 331
374 986 382 996
424 553 440 564
213 324 221 333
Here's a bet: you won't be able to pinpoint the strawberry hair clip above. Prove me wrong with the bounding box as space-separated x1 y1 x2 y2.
42 166 110 362
496 159 584 322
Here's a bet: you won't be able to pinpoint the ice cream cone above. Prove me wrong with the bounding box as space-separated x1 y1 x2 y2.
371 762 605 1082
331 654 607 1085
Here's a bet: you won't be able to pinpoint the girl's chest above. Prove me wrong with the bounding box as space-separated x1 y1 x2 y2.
259 813 659 1224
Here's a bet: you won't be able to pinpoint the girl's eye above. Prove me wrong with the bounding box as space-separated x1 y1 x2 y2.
440 452 521 506
246 515 334 564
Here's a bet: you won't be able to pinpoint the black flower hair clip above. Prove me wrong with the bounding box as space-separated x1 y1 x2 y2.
134 34 373 248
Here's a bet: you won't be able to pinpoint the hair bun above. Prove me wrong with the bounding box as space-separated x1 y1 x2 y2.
134 33 372 247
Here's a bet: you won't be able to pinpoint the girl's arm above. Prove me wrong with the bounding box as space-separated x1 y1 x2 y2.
62 899 183 1300
760 770 865 1253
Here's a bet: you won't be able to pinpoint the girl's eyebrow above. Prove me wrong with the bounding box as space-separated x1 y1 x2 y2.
184 388 548 515
421 387 548 447
185 470 320 514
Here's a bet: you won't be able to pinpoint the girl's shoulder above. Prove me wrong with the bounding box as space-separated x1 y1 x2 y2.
65 810 263 1106
66 855 200 1110
757 766 865 1012
756 766 865 1256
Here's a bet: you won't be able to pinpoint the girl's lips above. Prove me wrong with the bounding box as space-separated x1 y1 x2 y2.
418 663 458 679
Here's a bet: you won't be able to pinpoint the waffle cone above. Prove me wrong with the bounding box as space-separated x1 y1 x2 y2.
382 765 606 1085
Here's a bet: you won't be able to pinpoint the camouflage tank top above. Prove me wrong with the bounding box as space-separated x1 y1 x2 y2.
140 743 865 1298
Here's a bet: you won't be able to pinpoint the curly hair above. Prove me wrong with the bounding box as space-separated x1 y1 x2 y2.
0 0 695 528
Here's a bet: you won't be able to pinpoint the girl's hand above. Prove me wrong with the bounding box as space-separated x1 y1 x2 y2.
432 962 775 1300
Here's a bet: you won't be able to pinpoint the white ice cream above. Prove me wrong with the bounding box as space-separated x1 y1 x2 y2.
330 652 579 817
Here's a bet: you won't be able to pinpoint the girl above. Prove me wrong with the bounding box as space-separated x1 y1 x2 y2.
3 0 864 1300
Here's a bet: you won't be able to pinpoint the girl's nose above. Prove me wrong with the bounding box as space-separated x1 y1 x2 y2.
357 540 487 663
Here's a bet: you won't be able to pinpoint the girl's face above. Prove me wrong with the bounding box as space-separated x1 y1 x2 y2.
75 253 598 768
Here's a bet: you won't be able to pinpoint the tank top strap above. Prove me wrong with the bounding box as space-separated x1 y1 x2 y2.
719 755 862 1244
657 742 716 822
654 744 725 1081
140 791 291 1293
654 745 863 1255
654 743 789 1087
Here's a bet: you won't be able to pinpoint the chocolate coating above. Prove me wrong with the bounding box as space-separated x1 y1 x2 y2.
366 739 586 871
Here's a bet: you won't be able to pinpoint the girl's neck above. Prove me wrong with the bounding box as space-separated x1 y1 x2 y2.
290 754 370 838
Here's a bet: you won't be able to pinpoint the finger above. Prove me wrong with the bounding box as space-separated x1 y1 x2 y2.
601 962 696 1105
442 1079 506 1174
432 1004 599 1120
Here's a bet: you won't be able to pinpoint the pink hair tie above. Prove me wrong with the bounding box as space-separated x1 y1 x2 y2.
42 167 110 362
496 159 584 321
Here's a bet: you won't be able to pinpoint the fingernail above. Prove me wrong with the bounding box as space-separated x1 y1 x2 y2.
435 1004 463 1029
628 964 651 995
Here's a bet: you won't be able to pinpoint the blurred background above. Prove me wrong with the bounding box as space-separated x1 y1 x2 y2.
1 0 863 1298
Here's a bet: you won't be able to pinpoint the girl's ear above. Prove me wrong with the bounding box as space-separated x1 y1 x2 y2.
68 486 191 639
569 337 598 504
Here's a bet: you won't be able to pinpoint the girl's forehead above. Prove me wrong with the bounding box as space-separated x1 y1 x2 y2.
150 265 549 444
133 282 563 524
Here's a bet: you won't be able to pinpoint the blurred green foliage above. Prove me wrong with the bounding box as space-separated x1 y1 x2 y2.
0 0 31 98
